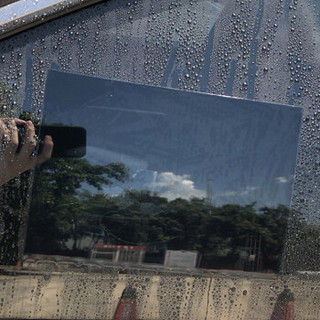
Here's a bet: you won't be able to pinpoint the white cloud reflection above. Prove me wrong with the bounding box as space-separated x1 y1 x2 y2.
145 171 205 201
275 176 289 184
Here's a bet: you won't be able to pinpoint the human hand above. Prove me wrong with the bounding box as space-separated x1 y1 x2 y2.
0 118 53 186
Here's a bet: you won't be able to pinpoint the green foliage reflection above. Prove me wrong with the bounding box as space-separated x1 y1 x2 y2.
26 158 290 272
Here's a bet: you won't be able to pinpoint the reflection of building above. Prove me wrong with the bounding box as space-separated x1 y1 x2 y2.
90 244 145 264
244 235 262 272
164 250 198 268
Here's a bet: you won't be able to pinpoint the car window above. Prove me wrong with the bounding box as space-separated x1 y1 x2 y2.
0 0 319 319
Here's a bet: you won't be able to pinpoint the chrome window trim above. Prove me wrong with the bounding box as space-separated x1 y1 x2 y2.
0 0 104 40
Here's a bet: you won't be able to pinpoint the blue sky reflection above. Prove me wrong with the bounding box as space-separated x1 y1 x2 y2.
42 70 303 208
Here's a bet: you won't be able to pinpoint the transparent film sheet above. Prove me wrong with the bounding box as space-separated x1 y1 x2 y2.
43 70 302 209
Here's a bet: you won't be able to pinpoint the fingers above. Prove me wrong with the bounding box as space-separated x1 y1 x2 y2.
14 118 27 126
37 135 54 165
0 120 10 157
15 121 53 165
7 120 18 155
0 118 27 151
0 120 8 142
0 118 53 185
19 121 37 157
0 118 53 170
1 119 19 157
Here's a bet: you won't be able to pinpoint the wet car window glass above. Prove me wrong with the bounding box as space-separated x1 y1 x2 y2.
0 0 319 319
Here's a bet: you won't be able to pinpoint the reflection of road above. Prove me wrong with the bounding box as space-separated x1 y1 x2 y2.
0 267 319 319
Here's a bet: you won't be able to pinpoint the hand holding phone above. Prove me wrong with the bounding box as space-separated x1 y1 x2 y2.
0 119 53 186
17 123 86 158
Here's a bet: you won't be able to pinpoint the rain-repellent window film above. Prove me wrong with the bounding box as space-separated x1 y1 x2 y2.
0 0 319 319
35 69 302 269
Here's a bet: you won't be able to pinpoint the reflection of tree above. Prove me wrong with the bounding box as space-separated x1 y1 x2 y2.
27 162 290 271
25 158 129 255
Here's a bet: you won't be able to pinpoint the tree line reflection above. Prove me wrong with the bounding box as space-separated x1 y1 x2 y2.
22 158 291 273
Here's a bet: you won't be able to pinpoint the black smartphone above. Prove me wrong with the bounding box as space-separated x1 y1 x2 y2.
17 124 86 158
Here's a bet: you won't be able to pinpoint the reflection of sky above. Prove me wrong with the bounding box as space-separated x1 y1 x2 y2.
43 70 302 208
0 0 64 24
